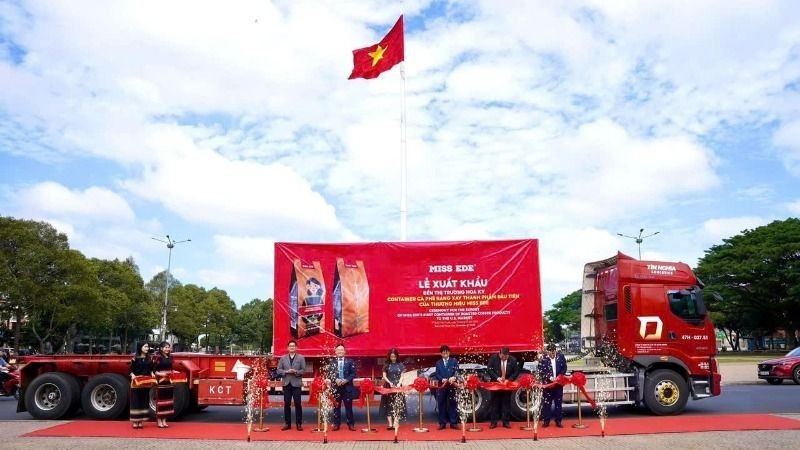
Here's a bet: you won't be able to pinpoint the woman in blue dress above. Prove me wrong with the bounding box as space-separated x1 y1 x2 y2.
379 348 407 429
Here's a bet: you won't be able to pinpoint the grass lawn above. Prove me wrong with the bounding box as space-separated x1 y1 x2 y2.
564 352 790 367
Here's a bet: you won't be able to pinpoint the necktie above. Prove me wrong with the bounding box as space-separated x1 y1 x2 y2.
338 358 344 378
501 360 506 378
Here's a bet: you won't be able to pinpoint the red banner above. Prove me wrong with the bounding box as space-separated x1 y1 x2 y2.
273 240 542 357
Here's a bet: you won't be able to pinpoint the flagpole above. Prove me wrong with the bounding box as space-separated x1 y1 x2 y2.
400 61 408 241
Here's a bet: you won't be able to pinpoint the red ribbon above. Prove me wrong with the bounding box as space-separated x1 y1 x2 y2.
308 376 327 406
517 373 534 389
357 378 376 408
412 376 429 393
465 375 480 391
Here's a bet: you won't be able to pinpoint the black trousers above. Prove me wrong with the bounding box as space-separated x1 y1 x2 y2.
283 384 303 425
490 390 512 424
542 386 563 424
333 388 354 426
437 386 458 426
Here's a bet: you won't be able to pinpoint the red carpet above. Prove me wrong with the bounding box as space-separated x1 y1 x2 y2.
24 414 800 442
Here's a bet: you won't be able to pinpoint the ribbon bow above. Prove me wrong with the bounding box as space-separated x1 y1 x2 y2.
358 378 376 408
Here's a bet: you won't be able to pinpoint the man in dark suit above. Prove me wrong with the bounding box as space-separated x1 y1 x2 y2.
277 340 305 430
431 344 460 429
538 343 567 428
486 347 520 428
326 343 357 430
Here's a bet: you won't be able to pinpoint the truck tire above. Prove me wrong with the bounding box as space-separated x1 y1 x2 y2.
81 374 129 419
510 386 534 421
766 378 783 385
793 366 800 385
148 383 190 420
643 369 688 415
25 372 81 420
468 388 493 421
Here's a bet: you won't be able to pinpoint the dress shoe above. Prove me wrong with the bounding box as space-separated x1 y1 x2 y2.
555 422 563 428
502 423 511 429
281 425 291 431
347 424 356 431
296 424 303 431
332 425 340 431
542 422 550 428
489 423 497 429
387 426 394 430
450 424 459 429
437 424 446 430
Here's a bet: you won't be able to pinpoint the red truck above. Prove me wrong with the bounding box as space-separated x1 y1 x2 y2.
16 240 720 421
580 252 721 415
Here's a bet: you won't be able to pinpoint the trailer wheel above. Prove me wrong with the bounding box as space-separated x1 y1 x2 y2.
81 374 129 419
510 387 539 421
458 388 492 421
25 372 80 420
766 378 783 385
643 369 688 415
149 383 191 420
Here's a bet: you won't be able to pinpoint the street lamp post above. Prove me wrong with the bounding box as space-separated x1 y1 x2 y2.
617 228 659 259
152 235 191 343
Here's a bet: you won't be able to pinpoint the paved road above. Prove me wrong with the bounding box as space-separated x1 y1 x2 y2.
1 382 798 422
1 420 799 449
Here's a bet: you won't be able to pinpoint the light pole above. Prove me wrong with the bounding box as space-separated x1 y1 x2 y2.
152 235 191 343
617 228 659 259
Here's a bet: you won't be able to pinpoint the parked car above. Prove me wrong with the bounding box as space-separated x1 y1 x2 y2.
757 347 800 385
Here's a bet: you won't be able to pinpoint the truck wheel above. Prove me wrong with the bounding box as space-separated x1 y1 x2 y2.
81 374 129 419
766 378 783 385
24 372 80 420
149 383 190 420
466 388 493 421
792 366 800 385
510 387 534 421
643 369 688 415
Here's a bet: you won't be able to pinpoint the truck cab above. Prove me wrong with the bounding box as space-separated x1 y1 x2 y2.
580 253 721 414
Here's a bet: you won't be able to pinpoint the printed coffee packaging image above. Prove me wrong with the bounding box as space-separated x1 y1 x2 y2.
290 259 326 339
333 257 369 338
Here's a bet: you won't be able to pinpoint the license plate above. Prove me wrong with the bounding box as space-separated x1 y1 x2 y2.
759 371 770 376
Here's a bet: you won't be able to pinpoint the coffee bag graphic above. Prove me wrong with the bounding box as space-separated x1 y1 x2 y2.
333 258 369 338
290 259 325 339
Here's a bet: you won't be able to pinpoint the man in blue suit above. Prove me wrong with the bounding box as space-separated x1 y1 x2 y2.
326 343 357 430
431 344 460 429
538 343 567 428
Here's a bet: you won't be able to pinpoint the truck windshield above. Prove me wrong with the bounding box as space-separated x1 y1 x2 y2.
667 288 706 322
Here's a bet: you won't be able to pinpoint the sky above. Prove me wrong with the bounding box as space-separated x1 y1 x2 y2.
1 0 799 310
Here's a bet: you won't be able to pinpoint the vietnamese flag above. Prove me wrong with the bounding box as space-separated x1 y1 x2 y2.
348 15 404 80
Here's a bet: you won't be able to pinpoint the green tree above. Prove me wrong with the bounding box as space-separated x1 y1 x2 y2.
544 289 582 344
696 218 800 349
0 218 111 352
94 257 158 352
200 288 237 352
168 283 206 348
232 298 273 353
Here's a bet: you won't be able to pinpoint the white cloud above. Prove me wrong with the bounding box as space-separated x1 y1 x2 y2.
2 1 799 307
14 182 134 222
773 119 800 176
700 216 770 244
785 200 800 216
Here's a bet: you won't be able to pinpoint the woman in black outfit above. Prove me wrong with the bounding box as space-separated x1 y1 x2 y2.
153 341 175 428
129 342 153 429
379 348 407 429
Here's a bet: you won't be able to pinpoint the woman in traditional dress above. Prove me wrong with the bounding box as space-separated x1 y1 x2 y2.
153 341 175 428
379 348 407 430
129 341 153 429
